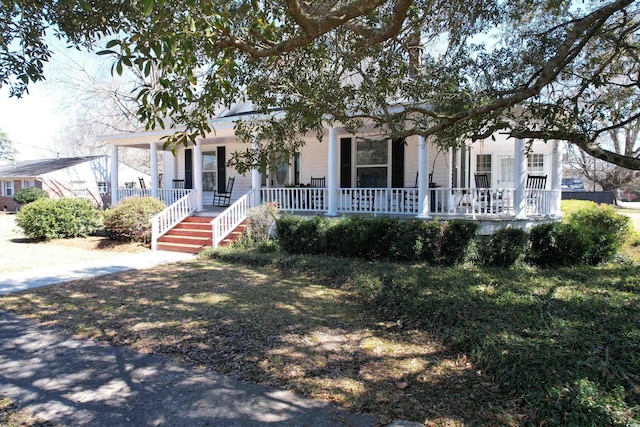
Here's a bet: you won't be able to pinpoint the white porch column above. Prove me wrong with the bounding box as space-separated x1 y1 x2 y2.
251 137 262 207
327 126 339 216
417 136 430 217
514 138 527 218
551 140 563 217
110 144 119 206
163 149 176 188
149 142 158 198
193 140 204 211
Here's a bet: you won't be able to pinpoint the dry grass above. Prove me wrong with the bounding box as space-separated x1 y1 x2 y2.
0 259 515 425
0 396 55 427
0 213 149 273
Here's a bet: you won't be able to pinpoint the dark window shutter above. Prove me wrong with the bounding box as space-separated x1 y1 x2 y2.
391 139 405 188
184 148 193 189
217 146 226 193
340 138 352 188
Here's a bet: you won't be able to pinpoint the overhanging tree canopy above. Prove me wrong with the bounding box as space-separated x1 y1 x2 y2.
2 0 639 170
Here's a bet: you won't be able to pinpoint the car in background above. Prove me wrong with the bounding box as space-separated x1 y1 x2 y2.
562 178 586 191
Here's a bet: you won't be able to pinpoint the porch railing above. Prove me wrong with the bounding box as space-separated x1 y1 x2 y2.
259 187 557 217
117 188 191 205
261 187 328 212
211 190 254 248
150 190 197 251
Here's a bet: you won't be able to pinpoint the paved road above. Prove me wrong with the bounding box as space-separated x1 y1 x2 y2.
0 311 374 426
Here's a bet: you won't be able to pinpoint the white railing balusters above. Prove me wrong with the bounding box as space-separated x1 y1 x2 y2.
150 190 197 251
117 188 192 206
211 190 254 248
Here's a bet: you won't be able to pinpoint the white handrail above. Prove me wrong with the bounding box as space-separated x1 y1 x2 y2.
211 190 254 248
117 188 191 205
150 190 197 251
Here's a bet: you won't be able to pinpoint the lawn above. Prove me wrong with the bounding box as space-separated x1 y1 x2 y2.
0 202 639 425
0 213 149 274
0 250 638 425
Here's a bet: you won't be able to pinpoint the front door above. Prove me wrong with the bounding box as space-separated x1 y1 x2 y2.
269 152 290 187
498 156 515 188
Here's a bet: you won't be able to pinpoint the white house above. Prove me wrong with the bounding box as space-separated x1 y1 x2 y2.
98 102 562 251
0 156 151 211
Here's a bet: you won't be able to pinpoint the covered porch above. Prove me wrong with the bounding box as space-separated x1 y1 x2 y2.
106 129 562 220
101 119 563 249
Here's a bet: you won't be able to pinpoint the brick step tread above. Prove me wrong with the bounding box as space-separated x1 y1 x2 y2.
183 216 215 223
159 235 212 245
173 223 212 231
165 229 212 238
156 242 208 254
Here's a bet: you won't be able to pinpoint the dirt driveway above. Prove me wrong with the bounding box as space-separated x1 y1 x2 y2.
0 213 149 274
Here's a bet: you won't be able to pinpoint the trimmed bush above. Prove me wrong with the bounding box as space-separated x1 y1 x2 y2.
12 187 48 205
103 197 166 243
439 220 478 266
528 222 589 267
274 214 328 254
480 227 529 267
16 197 102 240
528 205 631 267
567 204 631 265
276 216 475 265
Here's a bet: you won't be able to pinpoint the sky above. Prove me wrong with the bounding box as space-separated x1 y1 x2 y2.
0 83 63 160
0 39 114 161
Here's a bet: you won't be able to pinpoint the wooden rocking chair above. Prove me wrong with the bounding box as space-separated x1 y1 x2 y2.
212 177 235 207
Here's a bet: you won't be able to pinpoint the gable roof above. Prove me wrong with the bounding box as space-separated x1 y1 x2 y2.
0 156 104 178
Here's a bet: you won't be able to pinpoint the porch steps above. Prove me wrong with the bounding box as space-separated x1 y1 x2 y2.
156 216 248 254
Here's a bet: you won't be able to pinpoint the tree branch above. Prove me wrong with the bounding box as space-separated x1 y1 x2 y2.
512 129 640 170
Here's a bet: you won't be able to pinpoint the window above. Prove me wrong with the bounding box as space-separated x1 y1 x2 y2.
356 140 388 187
202 153 216 191
528 154 545 174
97 181 108 194
476 154 492 185
72 181 86 198
21 180 35 189
500 157 514 185
2 180 14 197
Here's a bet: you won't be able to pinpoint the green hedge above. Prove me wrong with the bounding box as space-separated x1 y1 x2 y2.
276 215 477 265
479 227 529 268
15 197 102 240
528 205 630 267
103 197 166 243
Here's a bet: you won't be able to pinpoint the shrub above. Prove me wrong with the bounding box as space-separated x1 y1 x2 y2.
12 187 48 205
324 216 397 260
568 204 631 265
529 206 631 267
528 222 589 267
480 227 529 267
243 201 279 246
275 215 327 254
103 197 165 243
16 197 102 240
439 220 478 266
277 216 477 265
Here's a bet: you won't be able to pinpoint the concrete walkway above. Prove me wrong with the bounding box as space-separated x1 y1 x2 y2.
0 311 373 426
0 251 194 295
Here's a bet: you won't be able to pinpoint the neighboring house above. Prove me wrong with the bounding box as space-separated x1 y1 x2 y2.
0 156 151 211
99 102 563 251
